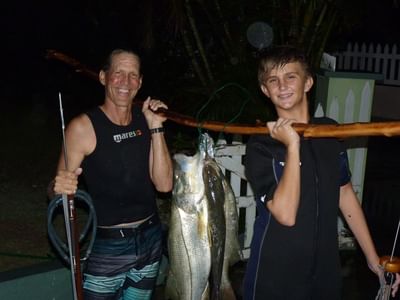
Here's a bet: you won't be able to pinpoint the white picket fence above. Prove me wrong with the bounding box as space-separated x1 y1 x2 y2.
335 43 400 86
215 138 255 260
213 134 358 258
213 136 360 257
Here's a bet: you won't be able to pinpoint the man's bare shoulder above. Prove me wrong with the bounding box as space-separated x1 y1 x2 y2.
66 113 96 155
67 114 93 135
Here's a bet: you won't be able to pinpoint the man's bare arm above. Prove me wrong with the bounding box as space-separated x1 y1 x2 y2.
52 114 95 195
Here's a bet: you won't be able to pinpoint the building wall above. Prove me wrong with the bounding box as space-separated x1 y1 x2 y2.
371 85 400 120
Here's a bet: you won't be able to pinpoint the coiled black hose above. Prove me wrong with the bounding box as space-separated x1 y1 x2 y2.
47 189 97 266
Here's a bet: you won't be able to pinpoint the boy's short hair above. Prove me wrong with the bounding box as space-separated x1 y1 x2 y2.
258 45 313 85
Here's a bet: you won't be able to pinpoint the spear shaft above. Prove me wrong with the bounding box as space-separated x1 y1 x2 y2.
58 93 84 300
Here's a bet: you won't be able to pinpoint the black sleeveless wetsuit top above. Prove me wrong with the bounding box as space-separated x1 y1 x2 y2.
81 106 156 226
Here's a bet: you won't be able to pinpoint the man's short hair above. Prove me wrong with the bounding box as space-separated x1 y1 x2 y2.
101 49 141 73
258 45 313 85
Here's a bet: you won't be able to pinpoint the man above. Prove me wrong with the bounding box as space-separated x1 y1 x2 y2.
51 49 173 299
243 45 399 299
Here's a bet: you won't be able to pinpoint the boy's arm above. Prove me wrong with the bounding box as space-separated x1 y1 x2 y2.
339 182 380 273
266 119 301 226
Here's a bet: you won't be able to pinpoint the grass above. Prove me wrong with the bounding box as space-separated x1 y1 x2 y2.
0 103 61 272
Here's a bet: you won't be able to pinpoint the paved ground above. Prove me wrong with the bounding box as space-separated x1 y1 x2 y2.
153 249 384 300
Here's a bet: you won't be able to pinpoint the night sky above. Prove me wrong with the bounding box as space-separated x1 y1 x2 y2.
1 0 399 108
340 0 400 44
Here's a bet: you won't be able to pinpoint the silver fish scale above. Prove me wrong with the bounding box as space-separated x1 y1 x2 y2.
167 149 211 300
166 133 242 300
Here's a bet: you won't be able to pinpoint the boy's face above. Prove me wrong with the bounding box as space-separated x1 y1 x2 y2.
260 61 313 114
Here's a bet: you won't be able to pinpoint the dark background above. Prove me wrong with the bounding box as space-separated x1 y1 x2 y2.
0 3 399 297
1 0 399 111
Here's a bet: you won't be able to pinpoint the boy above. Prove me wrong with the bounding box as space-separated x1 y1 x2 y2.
243 45 398 299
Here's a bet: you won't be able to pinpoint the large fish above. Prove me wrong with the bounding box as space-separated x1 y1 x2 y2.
220 172 242 299
165 133 242 300
203 153 227 300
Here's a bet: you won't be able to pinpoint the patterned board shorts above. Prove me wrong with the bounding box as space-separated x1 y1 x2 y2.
83 214 162 300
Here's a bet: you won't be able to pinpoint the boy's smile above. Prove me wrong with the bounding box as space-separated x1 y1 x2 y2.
260 62 313 119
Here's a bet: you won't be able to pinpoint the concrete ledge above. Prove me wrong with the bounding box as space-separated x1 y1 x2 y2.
0 261 72 300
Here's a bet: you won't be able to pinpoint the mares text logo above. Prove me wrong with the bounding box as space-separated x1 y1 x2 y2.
113 130 142 143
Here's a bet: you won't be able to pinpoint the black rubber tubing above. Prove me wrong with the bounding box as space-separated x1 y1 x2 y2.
47 189 97 266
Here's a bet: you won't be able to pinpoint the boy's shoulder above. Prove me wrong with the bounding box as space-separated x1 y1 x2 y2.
311 116 338 125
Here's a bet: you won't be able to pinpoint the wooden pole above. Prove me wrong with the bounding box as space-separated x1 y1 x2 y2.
157 108 400 138
46 49 400 139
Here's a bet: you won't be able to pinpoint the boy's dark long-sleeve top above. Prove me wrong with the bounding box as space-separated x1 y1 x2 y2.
243 117 352 300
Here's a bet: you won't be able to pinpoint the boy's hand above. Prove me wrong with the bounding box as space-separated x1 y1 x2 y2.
267 118 300 148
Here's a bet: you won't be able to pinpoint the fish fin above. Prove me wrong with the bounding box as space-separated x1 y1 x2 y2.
165 271 179 300
220 274 237 300
221 286 237 300
201 280 211 300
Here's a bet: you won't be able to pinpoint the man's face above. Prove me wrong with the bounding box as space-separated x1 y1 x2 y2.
260 61 313 113
100 52 142 108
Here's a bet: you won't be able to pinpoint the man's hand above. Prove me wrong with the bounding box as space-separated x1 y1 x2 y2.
54 168 82 195
142 97 168 129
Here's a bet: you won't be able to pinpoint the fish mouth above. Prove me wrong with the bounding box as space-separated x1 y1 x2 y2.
173 153 203 173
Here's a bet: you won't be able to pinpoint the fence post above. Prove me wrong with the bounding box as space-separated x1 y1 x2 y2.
335 42 400 86
215 137 255 260
315 69 383 249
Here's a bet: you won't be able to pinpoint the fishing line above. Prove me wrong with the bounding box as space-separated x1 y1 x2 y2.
375 209 400 299
195 82 252 149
